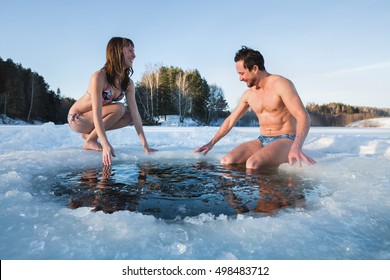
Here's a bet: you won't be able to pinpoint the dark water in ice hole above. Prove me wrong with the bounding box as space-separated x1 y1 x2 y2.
50 160 317 220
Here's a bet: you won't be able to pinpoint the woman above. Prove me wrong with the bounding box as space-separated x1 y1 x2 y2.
68 37 156 165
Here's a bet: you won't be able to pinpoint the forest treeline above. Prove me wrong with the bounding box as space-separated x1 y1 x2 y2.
1 57 389 126
0 57 74 123
306 102 390 126
136 65 229 125
0 58 229 125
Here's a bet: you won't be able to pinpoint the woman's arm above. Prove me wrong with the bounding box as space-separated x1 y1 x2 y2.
89 71 116 164
125 80 156 153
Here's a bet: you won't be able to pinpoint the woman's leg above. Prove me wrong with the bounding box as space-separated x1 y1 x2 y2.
84 103 133 150
69 103 132 151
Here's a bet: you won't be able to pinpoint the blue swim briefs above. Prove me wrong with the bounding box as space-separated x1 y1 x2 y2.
258 133 296 147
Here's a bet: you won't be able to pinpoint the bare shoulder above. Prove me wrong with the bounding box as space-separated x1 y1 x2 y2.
240 88 253 102
86 70 106 94
269 74 293 87
90 69 107 84
126 78 135 93
269 74 297 96
125 79 136 101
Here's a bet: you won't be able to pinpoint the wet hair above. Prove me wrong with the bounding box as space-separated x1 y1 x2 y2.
104 37 134 91
234 46 266 71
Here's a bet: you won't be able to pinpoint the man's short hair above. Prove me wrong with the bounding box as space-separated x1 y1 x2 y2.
234 46 265 71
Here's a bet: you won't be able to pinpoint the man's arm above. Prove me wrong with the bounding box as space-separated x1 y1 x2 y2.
194 94 249 155
278 78 316 166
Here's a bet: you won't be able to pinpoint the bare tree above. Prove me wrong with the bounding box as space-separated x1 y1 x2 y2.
27 73 35 122
175 71 191 123
141 63 162 120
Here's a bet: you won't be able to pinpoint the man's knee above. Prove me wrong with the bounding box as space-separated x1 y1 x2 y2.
245 156 268 170
246 158 261 170
220 156 229 165
220 155 234 165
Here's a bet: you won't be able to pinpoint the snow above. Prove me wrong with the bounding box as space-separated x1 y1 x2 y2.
0 117 390 260
0 114 43 125
158 115 200 126
348 117 390 128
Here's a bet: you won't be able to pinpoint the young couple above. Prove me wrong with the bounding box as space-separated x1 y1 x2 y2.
68 37 315 169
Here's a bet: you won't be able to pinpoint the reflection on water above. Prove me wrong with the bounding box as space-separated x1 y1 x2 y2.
51 161 314 219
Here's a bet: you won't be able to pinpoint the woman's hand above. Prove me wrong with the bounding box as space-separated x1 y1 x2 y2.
102 142 116 165
143 146 158 154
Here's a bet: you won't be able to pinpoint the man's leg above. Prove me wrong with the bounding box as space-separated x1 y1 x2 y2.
220 139 262 165
246 139 294 169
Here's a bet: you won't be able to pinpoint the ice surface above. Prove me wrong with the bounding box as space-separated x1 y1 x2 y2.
0 118 389 259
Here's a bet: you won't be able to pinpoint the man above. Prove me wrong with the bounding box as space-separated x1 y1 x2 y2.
195 46 315 169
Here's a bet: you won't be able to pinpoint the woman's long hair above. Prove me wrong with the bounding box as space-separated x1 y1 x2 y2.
104 37 134 91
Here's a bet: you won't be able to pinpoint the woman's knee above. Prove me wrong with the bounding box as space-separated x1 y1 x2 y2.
113 103 126 116
104 102 125 115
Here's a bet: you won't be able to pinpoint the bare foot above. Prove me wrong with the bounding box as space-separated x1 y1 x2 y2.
83 140 102 151
81 133 89 140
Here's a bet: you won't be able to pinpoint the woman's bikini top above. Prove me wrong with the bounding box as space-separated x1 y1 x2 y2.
87 84 126 104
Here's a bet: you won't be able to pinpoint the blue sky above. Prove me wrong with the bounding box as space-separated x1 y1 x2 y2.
1 0 389 109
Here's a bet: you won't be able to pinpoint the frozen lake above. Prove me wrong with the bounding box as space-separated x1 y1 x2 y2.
0 123 389 259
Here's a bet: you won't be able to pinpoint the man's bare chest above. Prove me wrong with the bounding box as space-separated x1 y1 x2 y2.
247 92 284 114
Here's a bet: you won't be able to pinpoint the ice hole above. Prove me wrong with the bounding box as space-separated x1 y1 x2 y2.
50 159 319 220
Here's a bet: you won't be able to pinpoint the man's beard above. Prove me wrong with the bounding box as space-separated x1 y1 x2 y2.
246 77 256 88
